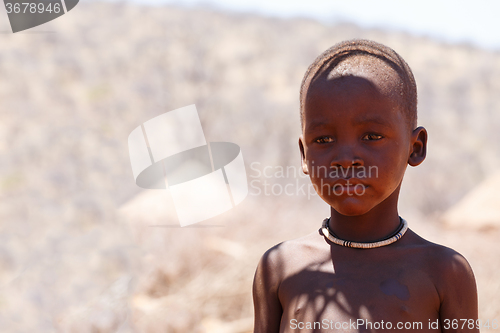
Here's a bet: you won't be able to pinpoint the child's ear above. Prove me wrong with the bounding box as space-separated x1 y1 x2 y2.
298 135 309 175
408 126 427 166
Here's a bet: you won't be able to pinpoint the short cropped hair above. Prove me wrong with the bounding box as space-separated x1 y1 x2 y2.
299 39 417 130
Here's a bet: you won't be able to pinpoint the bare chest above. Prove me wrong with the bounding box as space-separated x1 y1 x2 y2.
278 252 440 332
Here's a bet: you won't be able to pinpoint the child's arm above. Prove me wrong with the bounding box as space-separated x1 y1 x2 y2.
252 246 283 333
436 249 479 333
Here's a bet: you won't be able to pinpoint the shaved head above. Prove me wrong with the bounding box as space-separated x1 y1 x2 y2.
300 39 417 131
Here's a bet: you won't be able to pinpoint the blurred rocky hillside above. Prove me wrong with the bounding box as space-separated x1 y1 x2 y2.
0 2 499 332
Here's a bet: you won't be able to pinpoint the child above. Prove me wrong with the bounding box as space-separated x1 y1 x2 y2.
252 39 478 332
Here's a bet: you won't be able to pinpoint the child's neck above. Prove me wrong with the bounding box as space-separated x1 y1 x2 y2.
329 189 402 243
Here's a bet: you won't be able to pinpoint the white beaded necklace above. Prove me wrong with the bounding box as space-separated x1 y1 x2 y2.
321 217 408 249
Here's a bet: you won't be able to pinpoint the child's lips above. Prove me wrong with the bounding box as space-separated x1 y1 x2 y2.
329 179 368 194
331 178 366 187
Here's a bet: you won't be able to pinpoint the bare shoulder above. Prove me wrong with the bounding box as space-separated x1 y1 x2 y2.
252 230 326 333
404 229 478 316
405 230 475 279
256 229 328 282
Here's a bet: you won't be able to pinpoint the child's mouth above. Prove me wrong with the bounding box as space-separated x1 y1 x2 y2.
329 179 368 196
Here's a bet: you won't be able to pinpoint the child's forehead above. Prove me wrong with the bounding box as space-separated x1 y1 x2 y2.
303 83 407 134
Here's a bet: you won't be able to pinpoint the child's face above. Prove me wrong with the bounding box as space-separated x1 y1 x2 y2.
299 69 417 216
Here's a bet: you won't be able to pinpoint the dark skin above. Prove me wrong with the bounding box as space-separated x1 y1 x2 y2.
253 58 478 332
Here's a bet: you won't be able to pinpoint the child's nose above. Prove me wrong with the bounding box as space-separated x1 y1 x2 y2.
330 147 363 170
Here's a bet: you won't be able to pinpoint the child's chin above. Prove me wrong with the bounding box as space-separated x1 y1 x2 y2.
335 207 371 216
328 198 373 216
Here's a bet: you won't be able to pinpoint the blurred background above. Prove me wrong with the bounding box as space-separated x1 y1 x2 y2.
0 1 499 332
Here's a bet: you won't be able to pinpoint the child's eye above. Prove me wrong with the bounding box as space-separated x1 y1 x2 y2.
315 136 334 144
362 133 383 141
